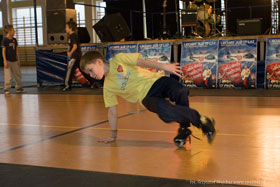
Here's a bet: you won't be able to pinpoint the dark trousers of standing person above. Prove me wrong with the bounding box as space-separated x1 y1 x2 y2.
64 58 80 89
142 76 201 128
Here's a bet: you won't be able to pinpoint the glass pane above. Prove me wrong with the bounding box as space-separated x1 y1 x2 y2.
30 7 42 22
75 4 85 25
12 6 43 46
16 8 30 18
96 1 106 20
36 7 42 23
38 27 43 45
0 11 2 28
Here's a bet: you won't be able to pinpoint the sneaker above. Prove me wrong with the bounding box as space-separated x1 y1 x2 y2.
62 86 71 91
4 90 10 94
16 88 26 93
200 116 216 144
173 127 192 148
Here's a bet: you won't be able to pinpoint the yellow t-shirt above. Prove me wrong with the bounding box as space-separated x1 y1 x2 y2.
103 53 163 107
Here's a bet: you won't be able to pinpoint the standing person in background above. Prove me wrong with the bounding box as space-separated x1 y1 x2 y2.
62 20 82 91
1 25 25 94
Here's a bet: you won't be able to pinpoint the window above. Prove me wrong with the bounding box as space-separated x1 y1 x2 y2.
272 0 279 34
94 1 106 42
12 6 43 46
96 1 106 20
221 0 226 36
75 3 86 27
0 11 2 28
179 1 183 33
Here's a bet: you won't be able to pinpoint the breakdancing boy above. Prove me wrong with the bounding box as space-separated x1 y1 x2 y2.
80 51 216 148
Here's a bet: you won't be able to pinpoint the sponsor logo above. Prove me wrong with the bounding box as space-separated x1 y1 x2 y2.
117 65 123 72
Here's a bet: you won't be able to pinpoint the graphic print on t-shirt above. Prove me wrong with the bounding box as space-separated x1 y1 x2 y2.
116 72 130 90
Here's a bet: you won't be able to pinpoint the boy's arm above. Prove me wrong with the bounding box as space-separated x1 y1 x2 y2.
67 44 78 58
136 58 182 77
2 48 8 68
98 105 118 143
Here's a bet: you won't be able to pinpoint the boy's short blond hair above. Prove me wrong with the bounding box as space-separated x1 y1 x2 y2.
80 51 106 71
4 25 14 34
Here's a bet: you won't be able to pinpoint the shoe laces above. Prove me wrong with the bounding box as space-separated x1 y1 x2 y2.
191 134 202 141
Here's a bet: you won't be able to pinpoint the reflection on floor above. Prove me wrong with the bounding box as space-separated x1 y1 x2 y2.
1 94 279 186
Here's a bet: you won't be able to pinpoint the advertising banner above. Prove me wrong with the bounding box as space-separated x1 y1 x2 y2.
105 44 138 62
81 44 98 55
181 40 218 88
218 39 257 88
265 38 280 88
138 42 171 74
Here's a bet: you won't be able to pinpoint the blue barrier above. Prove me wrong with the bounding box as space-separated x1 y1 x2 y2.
36 50 67 86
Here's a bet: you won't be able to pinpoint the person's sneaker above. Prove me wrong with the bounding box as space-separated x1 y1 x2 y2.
62 86 71 91
4 90 10 94
173 127 192 148
16 88 26 93
200 116 216 144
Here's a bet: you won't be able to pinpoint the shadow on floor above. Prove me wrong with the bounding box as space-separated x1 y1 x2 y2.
0 163 248 187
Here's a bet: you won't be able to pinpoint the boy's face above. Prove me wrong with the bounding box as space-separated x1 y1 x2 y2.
7 28 15 36
84 59 104 80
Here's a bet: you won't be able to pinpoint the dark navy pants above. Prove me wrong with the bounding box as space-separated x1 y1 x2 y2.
142 77 201 128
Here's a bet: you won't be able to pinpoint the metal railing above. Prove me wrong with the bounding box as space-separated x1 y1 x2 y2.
12 16 40 65
13 16 42 46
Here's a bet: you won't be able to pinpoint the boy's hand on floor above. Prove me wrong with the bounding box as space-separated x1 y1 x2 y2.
98 137 116 144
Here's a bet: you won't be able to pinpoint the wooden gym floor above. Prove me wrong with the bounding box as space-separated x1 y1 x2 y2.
0 93 279 186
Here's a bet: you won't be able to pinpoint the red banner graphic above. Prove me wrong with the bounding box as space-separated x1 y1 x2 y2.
182 62 203 84
267 62 280 80
219 61 242 84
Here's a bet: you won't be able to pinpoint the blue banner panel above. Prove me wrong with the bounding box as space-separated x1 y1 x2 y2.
265 38 280 89
180 40 218 88
81 45 98 55
218 39 257 88
105 44 138 62
36 50 67 85
138 42 171 75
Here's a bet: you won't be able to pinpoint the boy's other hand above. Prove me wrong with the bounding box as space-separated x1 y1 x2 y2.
163 62 182 77
98 137 116 144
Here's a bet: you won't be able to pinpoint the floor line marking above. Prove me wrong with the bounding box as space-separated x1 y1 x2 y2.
0 112 137 155
2 123 279 138
92 127 280 138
